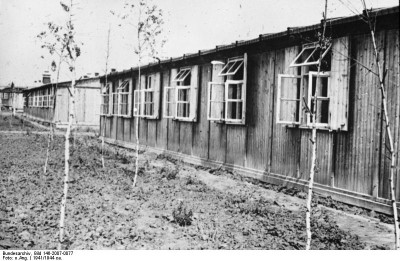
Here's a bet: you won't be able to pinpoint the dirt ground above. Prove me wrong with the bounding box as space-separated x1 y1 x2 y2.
0 112 41 132
0 118 397 250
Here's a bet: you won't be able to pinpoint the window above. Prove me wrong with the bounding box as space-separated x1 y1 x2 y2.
290 42 332 68
100 83 111 115
134 73 161 119
207 54 247 124
28 96 33 107
4 93 9 99
110 80 132 117
162 66 198 121
307 72 330 127
48 88 54 108
276 75 302 125
43 95 48 107
277 37 349 131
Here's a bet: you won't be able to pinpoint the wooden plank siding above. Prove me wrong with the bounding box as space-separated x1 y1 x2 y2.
192 64 211 159
100 24 400 214
271 46 301 177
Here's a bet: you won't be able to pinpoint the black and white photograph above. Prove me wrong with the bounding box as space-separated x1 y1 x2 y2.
0 0 399 256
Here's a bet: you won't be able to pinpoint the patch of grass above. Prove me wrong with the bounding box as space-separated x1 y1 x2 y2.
172 201 193 227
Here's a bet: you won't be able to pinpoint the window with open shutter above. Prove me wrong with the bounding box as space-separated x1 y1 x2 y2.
276 74 302 125
100 82 111 115
277 37 349 131
133 73 161 119
163 66 199 121
207 53 247 125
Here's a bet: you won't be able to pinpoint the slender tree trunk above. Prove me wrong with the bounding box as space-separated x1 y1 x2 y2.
362 2 399 249
132 8 143 188
101 25 111 169
58 70 75 250
306 0 328 250
132 61 141 188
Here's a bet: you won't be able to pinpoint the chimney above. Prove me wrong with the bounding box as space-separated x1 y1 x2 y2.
94 72 99 77
43 71 51 84
111 68 116 73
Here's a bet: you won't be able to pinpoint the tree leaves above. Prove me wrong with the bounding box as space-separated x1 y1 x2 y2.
60 2 70 12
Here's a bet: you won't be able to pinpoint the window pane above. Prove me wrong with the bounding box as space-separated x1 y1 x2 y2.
278 76 301 123
226 101 242 120
177 103 190 118
279 101 300 122
177 88 190 102
227 83 242 99
310 99 329 124
311 75 328 97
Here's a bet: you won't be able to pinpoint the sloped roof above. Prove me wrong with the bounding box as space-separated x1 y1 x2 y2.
102 5 398 79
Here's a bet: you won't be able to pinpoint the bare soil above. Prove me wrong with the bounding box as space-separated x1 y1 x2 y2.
0 112 40 132
0 125 396 249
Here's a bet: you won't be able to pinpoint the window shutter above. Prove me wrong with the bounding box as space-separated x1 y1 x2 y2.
329 36 350 131
240 53 247 124
152 72 161 119
189 65 199 121
171 69 178 119
128 78 133 117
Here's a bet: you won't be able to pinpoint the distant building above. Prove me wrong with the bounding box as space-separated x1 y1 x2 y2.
0 83 26 112
23 73 102 129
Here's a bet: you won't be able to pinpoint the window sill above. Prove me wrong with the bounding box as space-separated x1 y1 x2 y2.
173 118 196 123
283 124 346 132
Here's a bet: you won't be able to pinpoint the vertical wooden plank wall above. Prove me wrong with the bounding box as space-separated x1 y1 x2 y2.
192 64 211 159
271 47 301 177
382 29 400 200
245 51 275 171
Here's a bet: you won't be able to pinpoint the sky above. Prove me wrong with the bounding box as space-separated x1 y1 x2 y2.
0 0 398 87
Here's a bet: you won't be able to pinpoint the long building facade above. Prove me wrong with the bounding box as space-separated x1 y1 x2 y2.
100 6 400 215
23 77 102 129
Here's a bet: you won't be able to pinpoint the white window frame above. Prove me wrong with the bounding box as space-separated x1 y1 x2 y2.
207 82 225 121
111 80 132 117
224 80 245 123
207 54 247 125
289 42 332 68
175 85 191 120
164 67 196 121
218 57 244 76
276 74 302 125
100 83 111 116
307 71 330 128
133 75 159 118
172 68 191 83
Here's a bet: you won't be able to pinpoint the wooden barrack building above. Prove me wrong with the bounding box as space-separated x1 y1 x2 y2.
100 6 400 215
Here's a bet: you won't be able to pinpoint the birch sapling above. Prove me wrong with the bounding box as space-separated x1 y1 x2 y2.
38 0 82 250
361 0 399 249
101 25 111 169
306 0 329 250
112 0 165 188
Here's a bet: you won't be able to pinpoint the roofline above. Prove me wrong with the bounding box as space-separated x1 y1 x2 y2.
101 5 399 80
24 76 101 92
